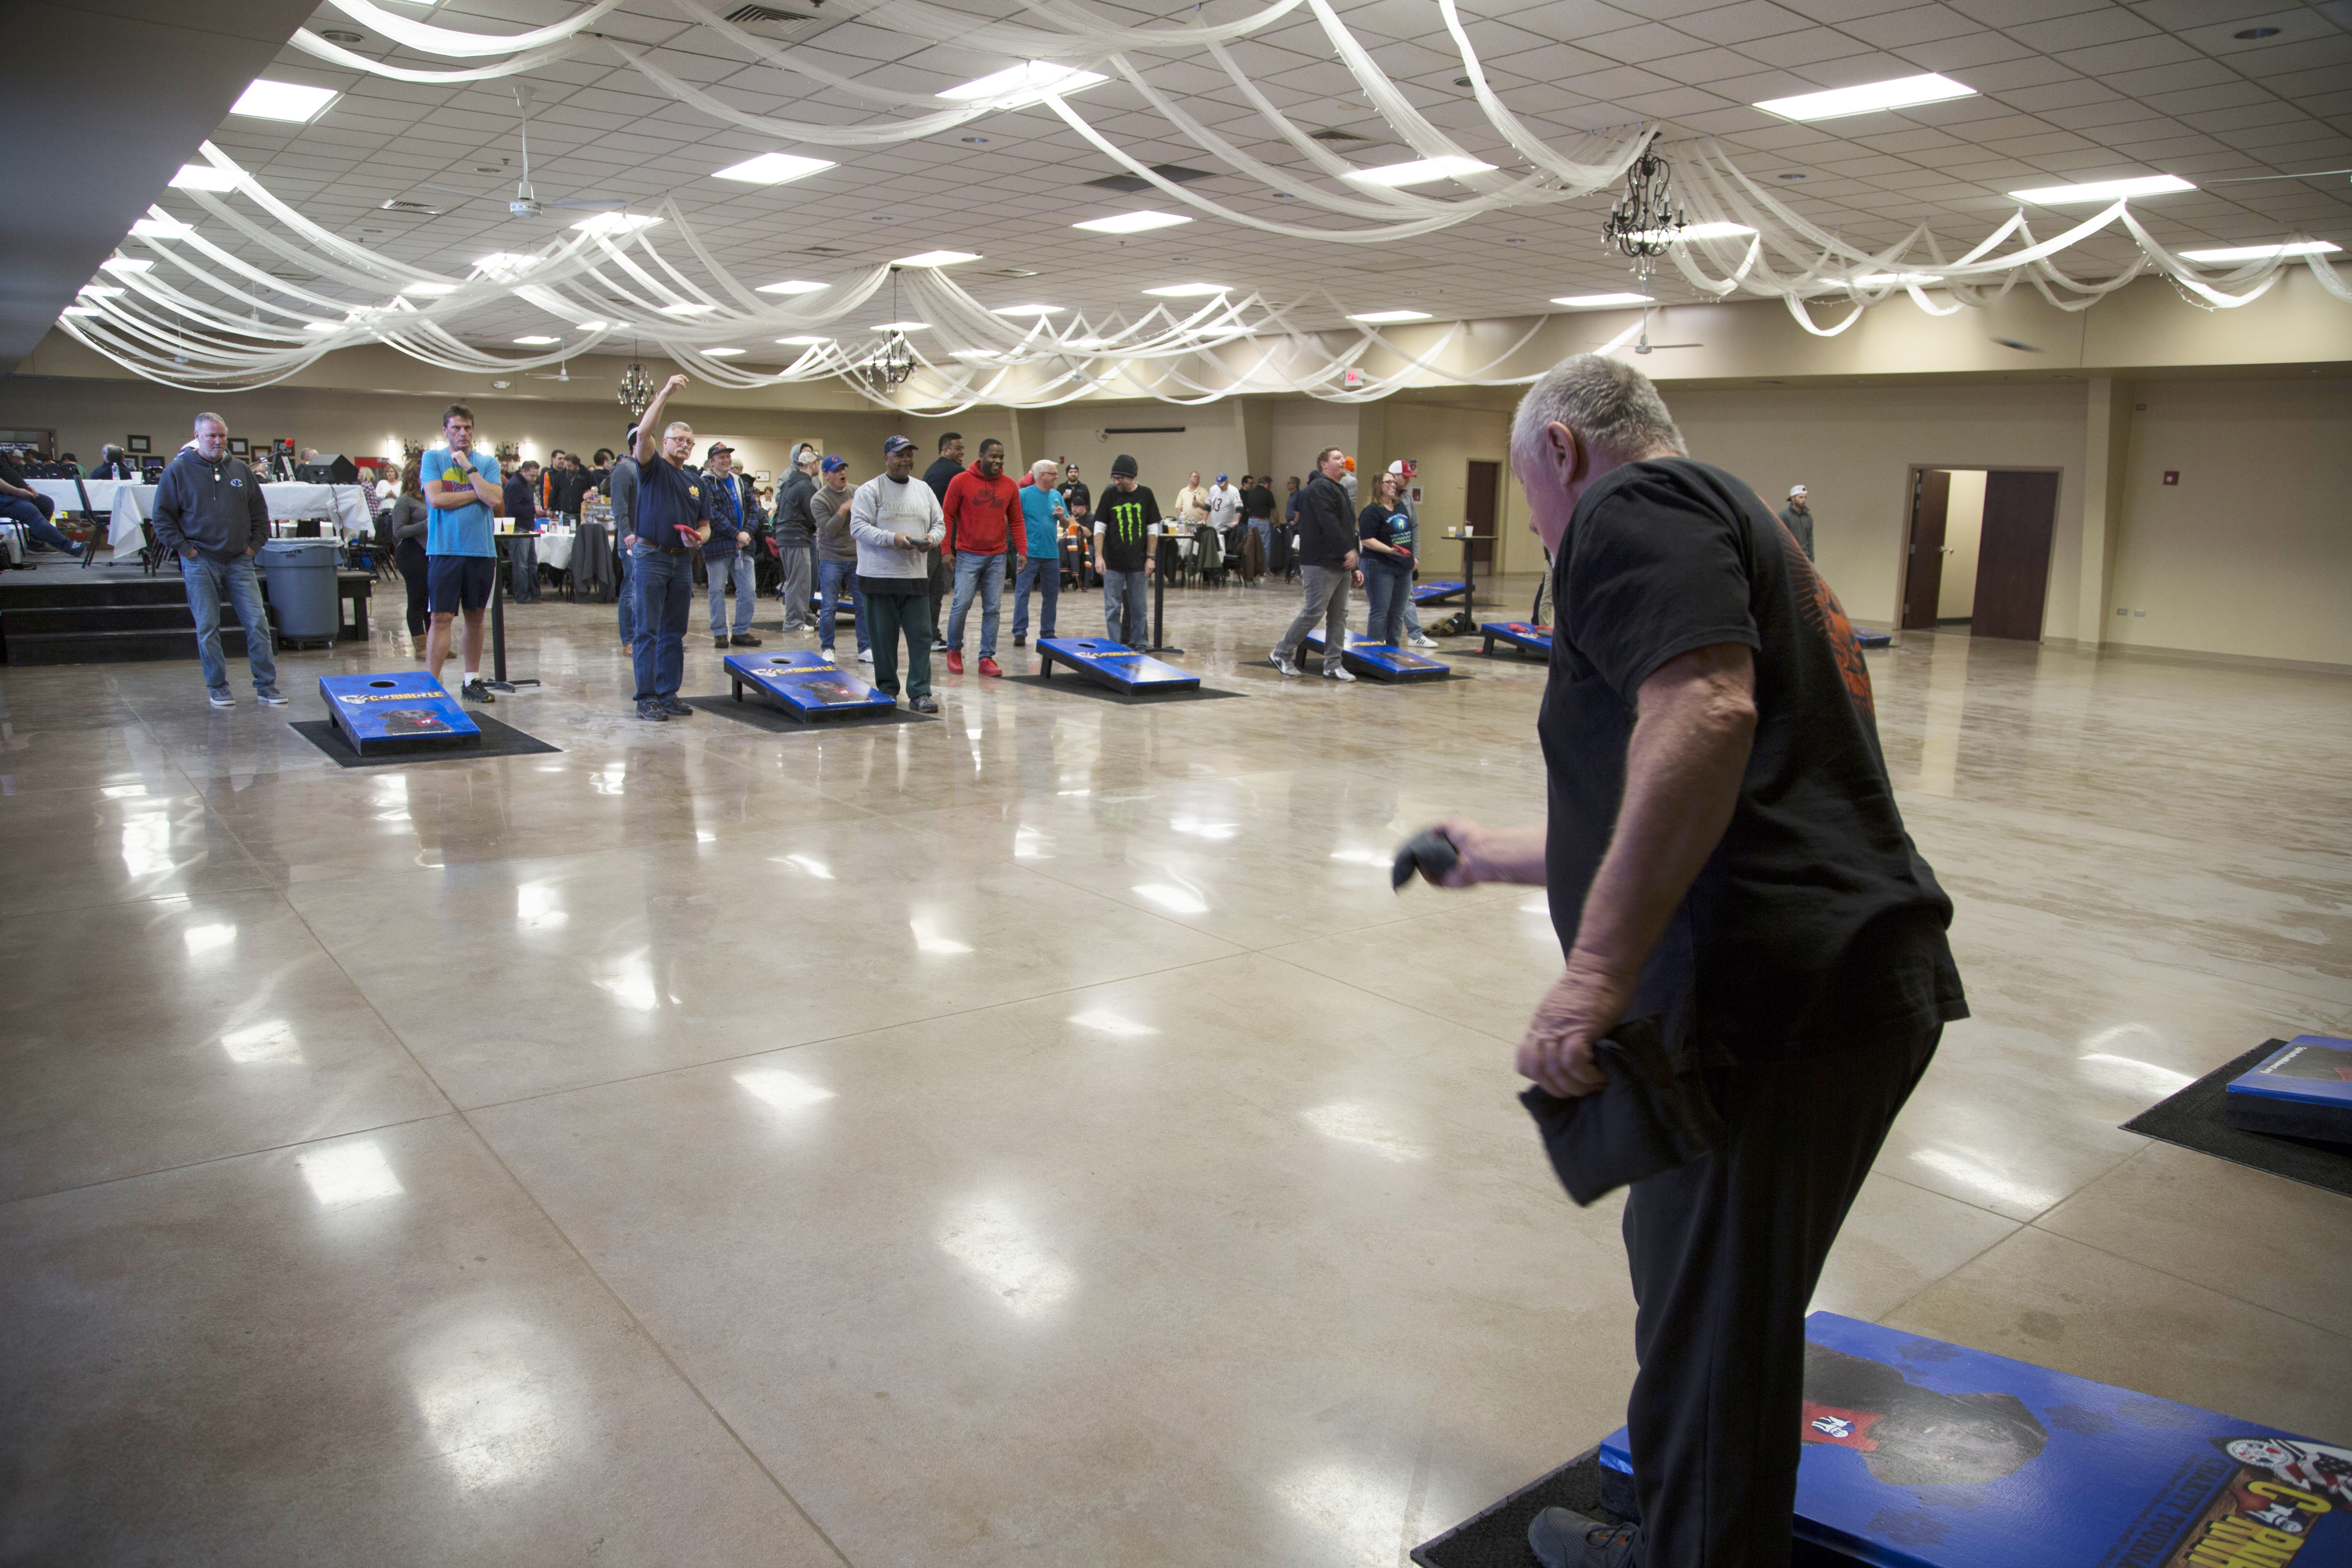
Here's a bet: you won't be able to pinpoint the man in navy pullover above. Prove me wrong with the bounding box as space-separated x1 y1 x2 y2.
151 411 283 708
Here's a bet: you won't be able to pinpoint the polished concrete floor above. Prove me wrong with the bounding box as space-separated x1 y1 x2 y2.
2 572 2347 1566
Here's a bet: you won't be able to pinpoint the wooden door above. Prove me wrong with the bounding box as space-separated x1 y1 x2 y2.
1901 467 1950 630
1972 469 2060 641
1463 460 1499 568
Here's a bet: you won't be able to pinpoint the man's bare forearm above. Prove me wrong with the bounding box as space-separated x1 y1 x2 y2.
1566 644 1756 980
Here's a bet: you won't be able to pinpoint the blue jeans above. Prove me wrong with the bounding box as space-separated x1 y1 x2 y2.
1011 556 1058 641
0 493 81 555
946 551 1006 657
817 558 866 653
1364 565 1410 646
179 552 277 694
1103 568 1148 648
630 546 691 702
617 546 637 645
705 551 755 637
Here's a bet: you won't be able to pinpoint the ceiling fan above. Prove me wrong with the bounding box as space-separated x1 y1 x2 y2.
418 85 628 220
1592 303 1700 356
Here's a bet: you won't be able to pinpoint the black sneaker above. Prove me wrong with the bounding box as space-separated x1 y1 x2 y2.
254 687 289 707
730 632 763 647
1528 1508 1640 1568
910 694 940 714
661 696 694 717
635 700 668 722
461 678 494 703
1013 634 1027 646
714 636 729 649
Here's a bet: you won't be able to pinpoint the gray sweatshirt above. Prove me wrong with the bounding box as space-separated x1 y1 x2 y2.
849 473 943 590
812 482 857 563
608 457 641 543
150 448 270 562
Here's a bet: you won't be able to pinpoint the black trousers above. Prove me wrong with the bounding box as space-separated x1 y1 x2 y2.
1622 1026 1940 1568
394 538 428 637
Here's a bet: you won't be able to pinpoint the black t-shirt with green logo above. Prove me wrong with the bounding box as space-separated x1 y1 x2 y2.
1096 483 1161 572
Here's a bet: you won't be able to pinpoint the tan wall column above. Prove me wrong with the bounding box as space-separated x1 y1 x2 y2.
2076 377 2132 648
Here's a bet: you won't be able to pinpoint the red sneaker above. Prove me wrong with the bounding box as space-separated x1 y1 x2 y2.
945 650 964 674
978 655 1002 677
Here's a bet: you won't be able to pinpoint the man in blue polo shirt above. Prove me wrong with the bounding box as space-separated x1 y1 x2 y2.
627 374 714 722
419 402 504 702
1012 457 1067 647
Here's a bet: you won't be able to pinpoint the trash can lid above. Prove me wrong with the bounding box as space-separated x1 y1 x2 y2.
258 539 339 563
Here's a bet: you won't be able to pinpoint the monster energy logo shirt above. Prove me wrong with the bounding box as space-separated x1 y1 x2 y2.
1096 484 1160 572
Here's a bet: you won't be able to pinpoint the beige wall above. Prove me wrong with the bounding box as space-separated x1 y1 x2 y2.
1937 469 1987 621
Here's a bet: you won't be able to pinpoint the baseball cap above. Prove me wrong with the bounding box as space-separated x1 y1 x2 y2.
821 455 847 472
624 424 640 448
1216 473 1227 483
705 441 734 457
884 434 917 455
1789 483 1807 497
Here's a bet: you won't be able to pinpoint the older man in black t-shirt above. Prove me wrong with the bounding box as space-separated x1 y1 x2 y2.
627 374 715 722
1416 355 1964 1568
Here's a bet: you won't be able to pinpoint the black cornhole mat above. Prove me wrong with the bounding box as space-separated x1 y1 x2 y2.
292 713 559 767
2122 1038 2352 1198
682 694 935 731
1002 674 1246 705
1244 659 1474 682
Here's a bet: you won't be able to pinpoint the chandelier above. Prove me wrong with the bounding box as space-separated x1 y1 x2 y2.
617 358 653 417
876 267 915 389
1603 135 1686 261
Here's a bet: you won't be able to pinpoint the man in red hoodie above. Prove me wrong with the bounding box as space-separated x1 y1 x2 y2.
940 436 1022 675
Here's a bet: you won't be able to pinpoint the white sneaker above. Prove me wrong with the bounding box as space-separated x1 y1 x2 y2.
1408 633 1439 648
857 649 874 664
1270 650 1302 677
1323 665 1356 682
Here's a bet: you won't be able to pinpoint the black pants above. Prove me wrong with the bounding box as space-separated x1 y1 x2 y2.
1622 1026 1940 1568
394 538 428 637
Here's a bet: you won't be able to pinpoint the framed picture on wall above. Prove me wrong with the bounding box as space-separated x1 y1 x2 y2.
126 434 150 454
228 437 249 456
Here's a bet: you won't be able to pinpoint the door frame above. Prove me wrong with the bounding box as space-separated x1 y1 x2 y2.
1890 463 2067 647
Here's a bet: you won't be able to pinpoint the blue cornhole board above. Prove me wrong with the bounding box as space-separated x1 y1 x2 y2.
1303 630 1450 682
2227 1035 2352 1143
1036 637 1199 694
1857 629 1894 648
807 587 858 623
1414 579 1468 605
1481 621 1552 659
1597 1312 2352 1568
318 672 482 757
724 649 895 720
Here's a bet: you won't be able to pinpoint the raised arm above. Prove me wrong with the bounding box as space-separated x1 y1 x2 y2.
633 374 688 465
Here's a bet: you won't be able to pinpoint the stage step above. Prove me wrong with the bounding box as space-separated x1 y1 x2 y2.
4 626 252 666
0 577 187 610
4 603 202 635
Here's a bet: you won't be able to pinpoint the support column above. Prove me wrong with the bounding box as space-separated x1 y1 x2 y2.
1239 397 1274 482
1009 407 1047 476
2076 377 2132 649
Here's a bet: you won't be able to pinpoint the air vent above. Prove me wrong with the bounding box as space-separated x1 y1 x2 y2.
318 28 364 44
725 3 819 20
985 266 1040 278
1083 163 1214 194
379 199 442 215
802 244 848 255
1309 127 1373 143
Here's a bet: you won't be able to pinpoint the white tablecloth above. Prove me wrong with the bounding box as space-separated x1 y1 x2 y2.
533 529 575 573
40 481 376 555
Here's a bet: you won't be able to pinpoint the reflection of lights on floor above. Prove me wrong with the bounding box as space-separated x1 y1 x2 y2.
771 854 833 879
1013 827 1047 860
295 1140 405 1209
183 923 236 955
514 882 567 929
735 1067 836 1110
1278 1459 1401 1564
1301 1102 1425 1162
1068 1008 1157 1038
1521 896 1549 915
100 784 149 799
1170 815 1236 840
597 956 660 1011
120 811 173 878
935 1198 1076 1317
695 831 717 844
909 918 973 954
408 1315 562 1495
1328 848 1390 867
1909 1146 2057 1213
220 1019 303 1065
1132 882 1208 915
2079 1052 2193 1096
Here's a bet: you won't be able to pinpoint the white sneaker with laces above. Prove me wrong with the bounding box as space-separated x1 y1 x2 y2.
1323 665 1356 682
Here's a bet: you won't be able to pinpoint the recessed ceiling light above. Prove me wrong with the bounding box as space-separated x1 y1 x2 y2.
1348 309 1432 323
659 302 718 316
78 284 123 297
1504 236 1526 244
476 166 503 174
514 334 559 344
938 62 1107 108
871 320 930 331
1272 192 1297 200
317 28 363 44
231 80 339 122
2233 25 2281 38
401 281 457 295
2007 174 2194 203
170 165 239 191
573 212 660 234
777 334 832 345
703 347 746 356
1143 282 1229 297
711 151 835 185
1452 75 1472 87
130 216 192 238
991 303 1065 314
490 380 511 390
1073 210 1192 234
1343 155 1496 188
100 257 154 274
756 279 827 295
1755 73 1976 121
2178 239 2339 262
1552 292 1653 307
892 250 981 268
574 318 612 330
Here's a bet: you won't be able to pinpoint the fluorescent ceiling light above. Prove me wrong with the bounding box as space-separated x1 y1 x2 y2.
62 305 99 317
991 303 1064 315
78 284 124 297
2008 174 2194 204
703 347 746 356
659 302 718 316
514 334 559 344
1073 210 1192 234
938 61 1107 108
1348 309 1432 323
777 334 832 345
892 249 980 267
574 318 611 331
1755 73 1976 121
170 164 240 191
573 211 660 234
400 281 457 295
130 216 192 238
2179 239 2341 262
1628 221 1757 243
712 151 836 185
1143 282 1228 297
1343 155 1496 188
871 320 930 331
231 79 339 122
756 279 827 295
1552 292 1653 307
100 257 153 274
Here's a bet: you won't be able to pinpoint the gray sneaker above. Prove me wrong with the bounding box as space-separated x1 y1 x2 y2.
254 687 289 706
1270 650 1302 677
661 695 694 717
635 700 668 722
1323 664 1356 682
910 694 940 714
207 688 235 708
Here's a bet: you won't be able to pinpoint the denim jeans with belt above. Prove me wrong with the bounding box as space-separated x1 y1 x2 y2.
705 551 755 637
630 545 691 701
179 552 278 694
1011 557 1058 641
816 558 866 654
946 551 1006 657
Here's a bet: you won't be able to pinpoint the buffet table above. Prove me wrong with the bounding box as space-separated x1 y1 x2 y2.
29 480 374 556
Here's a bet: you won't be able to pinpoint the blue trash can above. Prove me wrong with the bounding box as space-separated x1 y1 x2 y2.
257 539 339 642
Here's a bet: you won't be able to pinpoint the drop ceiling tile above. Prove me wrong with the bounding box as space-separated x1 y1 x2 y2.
1951 55 2085 93
1891 29 2040 71
1642 46 1772 84
2228 34 2352 81
1840 4 1986 48
1579 22 1713 63
1734 26 1876 67
1941 0 2108 26
1673 0 1820 44
2102 58 2247 98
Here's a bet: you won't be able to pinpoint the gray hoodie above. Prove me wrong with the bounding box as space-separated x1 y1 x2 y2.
151 448 270 562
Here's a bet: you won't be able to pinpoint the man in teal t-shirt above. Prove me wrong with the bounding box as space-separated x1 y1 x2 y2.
1012 458 1068 646
419 402 503 701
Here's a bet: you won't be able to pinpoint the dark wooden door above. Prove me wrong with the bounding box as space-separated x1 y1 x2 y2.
1972 468 2060 641
1901 467 1950 630
1464 460 1499 568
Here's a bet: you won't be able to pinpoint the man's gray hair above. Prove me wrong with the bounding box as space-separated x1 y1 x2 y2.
1031 459 1058 481
193 411 226 431
1511 354 1686 468
663 420 693 439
